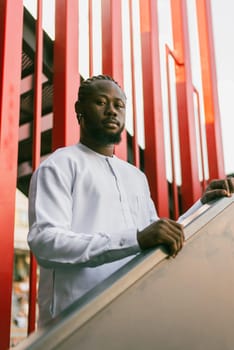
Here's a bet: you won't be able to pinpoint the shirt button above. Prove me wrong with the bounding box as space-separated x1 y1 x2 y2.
119 238 125 247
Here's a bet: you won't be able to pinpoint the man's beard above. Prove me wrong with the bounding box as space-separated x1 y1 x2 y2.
87 124 124 145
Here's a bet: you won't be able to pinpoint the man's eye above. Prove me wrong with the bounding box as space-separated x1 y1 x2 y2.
115 104 125 109
96 100 106 105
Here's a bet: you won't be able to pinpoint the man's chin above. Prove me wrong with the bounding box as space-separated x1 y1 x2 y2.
102 133 122 145
91 129 123 145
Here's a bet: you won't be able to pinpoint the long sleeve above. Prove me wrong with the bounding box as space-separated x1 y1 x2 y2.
28 163 141 269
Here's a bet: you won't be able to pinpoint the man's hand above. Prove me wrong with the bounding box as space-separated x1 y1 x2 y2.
201 178 234 204
137 218 184 258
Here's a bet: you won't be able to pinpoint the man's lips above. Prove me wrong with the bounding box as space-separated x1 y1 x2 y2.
103 118 120 127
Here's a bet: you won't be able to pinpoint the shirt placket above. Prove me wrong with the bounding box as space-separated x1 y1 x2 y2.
105 158 133 227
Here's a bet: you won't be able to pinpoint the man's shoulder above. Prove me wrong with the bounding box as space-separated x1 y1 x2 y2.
36 144 82 170
45 144 80 160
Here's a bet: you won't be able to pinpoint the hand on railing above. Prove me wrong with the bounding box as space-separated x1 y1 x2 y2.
137 218 184 258
201 178 234 204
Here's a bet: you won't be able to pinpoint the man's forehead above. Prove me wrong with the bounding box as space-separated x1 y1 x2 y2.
89 80 126 99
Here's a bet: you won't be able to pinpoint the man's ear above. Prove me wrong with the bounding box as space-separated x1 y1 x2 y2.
75 100 80 114
75 101 85 124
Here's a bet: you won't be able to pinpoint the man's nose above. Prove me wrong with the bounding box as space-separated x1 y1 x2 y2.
105 103 117 115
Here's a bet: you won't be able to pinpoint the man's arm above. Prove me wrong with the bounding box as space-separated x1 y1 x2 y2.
28 164 140 269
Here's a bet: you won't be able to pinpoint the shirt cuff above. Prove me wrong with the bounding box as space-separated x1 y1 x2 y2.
107 228 140 253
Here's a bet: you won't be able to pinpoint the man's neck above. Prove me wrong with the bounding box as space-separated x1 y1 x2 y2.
80 138 114 157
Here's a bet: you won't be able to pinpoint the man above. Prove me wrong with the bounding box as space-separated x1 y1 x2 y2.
28 75 234 327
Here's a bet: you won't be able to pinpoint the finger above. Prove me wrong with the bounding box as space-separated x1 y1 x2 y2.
159 232 178 257
227 177 234 193
162 218 185 235
159 224 184 255
209 179 229 191
138 219 184 252
166 226 184 252
202 189 229 204
151 219 184 254
166 218 185 230
223 179 231 195
165 219 185 242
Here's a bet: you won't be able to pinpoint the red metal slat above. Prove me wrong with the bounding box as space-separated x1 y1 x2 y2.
165 45 181 219
28 252 38 334
53 0 79 150
89 0 93 77
28 0 43 335
101 0 123 86
21 74 47 95
170 0 201 211
139 0 169 217
129 0 140 168
101 0 127 160
0 1 23 349
193 86 207 191
32 0 43 174
196 0 225 179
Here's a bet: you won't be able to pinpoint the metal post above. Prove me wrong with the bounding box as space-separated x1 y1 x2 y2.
170 0 201 211
53 0 79 150
196 0 225 179
193 86 207 191
165 45 182 219
28 0 43 335
101 0 127 160
0 1 23 348
89 0 94 77
129 0 140 168
139 0 169 217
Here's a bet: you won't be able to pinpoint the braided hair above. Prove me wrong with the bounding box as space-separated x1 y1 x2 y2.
78 74 126 103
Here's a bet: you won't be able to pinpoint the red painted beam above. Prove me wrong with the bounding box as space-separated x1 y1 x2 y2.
193 86 207 191
89 0 94 77
165 45 181 219
129 0 140 168
196 0 225 179
0 1 23 348
20 74 47 95
139 0 169 217
28 0 43 335
101 0 127 160
53 0 79 150
170 0 201 211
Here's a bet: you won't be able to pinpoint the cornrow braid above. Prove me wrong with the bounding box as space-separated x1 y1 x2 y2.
78 74 126 103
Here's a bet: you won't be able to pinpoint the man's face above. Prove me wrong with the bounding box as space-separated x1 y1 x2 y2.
79 80 126 144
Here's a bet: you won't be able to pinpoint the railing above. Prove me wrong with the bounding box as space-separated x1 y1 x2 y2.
16 195 234 350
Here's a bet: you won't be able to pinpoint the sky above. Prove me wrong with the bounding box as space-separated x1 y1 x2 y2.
211 0 234 175
23 0 234 176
